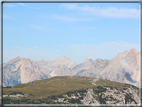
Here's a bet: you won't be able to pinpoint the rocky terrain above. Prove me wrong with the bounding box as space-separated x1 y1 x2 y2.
35 56 77 71
50 64 78 77
73 57 93 71
3 76 140 105
3 56 50 86
49 57 93 77
54 86 139 104
76 58 110 77
2 55 92 87
78 48 140 87
2 48 140 89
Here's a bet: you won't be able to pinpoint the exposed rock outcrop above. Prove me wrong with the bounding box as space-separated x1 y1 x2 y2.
3 57 50 86
80 58 110 77
78 48 140 87
54 86 139 104
36 56 77 71
73 57 93 71
50 64 78 77
2 76 140 104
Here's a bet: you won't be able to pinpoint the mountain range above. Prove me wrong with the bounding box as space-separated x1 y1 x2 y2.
2 48 140 87
79 48 140 87
3 76 140 104
35 56 77 71
3 57 50 87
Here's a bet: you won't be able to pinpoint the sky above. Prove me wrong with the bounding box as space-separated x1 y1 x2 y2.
3 2 140 64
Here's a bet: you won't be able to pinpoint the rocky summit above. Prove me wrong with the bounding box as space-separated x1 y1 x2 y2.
3 57 50 86
2 48 140 89
49 64 78 77
3 76 140 105
78 48 140 87
35 56 77 71
73 57 93 71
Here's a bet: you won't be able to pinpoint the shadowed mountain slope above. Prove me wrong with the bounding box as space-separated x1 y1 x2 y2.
79 48 140 87
73 57 93 71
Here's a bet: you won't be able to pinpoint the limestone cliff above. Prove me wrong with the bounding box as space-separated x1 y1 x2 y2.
3 57 50 86
79 48 140 87
36 56 77 71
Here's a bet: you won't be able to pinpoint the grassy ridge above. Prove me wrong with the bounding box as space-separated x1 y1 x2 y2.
3 76 140 104
3 76 96 99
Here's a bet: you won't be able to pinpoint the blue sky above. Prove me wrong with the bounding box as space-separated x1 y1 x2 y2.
3 3 140 64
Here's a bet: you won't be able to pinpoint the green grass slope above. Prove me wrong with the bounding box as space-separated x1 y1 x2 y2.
3 76 140 104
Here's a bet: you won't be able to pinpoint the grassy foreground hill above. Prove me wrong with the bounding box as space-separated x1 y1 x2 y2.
3 76 141 104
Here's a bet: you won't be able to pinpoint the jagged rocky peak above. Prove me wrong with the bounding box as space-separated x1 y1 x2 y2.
86 57 92 60
120 48 138 67
99 48 139 87
7 56 21 64
125 48 137 54
115 48 137 57
95 58 102 61
3 56 50 86
83 57 93 63
47 56 70 62
16 56 21 59
73 57 93 71
21 57 30 61
130 47 136 52
60 56 70 60
118 48 137 57
62 55 67 58
79 48 140 87
7 56 33 65
94 58 109 63
36 56 77 71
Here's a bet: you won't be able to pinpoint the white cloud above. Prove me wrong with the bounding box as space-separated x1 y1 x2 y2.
53 14 91 22
61 4 140 19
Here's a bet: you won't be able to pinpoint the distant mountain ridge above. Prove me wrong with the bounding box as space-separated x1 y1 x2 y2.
3 57 50 86
2 48 140 88
50 64 78 77
73 57 93 71
35 56 77 71
78 48 140 87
